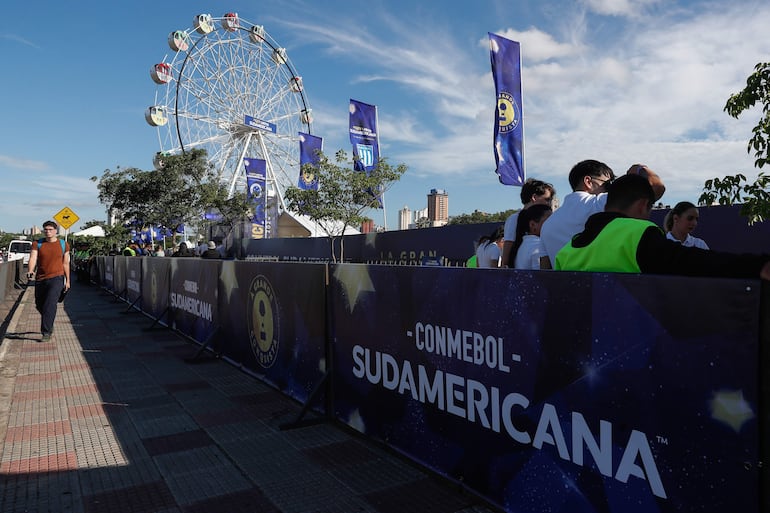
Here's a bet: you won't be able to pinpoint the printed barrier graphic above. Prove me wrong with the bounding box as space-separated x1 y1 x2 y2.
92 257 765 511
217 261 327 404
99 258 328 406
168 258 220 343
328 264 762 512
142 258 170 323
113 256 127 297
125 258 142 305
103 256 114 291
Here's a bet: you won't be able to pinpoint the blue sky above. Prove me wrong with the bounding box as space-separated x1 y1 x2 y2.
2 0 769 233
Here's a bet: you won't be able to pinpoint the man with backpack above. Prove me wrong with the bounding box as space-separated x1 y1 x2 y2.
27 220 70 342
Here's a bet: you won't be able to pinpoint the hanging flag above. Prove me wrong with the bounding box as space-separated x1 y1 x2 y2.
489 33 525 186
349 99 383 207
298 132 322 190
244 158 267 239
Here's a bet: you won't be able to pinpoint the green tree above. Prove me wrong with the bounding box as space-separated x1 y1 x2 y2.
91 149 251 237
700 62 770 224
414 216 432 229
284 150 406 261
448 209 517 225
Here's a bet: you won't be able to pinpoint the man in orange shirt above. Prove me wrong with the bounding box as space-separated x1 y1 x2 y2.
27 220 71 342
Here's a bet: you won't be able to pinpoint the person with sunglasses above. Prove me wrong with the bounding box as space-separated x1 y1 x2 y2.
540 160 665 268
663 201 709 249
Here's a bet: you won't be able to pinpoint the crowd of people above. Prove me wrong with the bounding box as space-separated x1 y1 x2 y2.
113 240 226 259
473 159 770 280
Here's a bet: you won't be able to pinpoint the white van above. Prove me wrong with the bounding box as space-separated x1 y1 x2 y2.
7 239 33 265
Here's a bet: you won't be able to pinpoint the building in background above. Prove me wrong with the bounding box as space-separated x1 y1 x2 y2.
398 206 411 230
361 219 375 233
412 208 429 229
427 188 449 227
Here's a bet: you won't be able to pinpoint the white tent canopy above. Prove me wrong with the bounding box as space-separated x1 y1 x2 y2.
72 225 105 237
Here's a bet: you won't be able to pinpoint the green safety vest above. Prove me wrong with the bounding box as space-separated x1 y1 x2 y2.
555 218 661 273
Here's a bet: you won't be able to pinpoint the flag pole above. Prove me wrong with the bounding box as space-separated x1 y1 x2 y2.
375 105 387 231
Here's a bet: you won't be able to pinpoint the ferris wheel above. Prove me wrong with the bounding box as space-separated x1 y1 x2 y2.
145 12 312 211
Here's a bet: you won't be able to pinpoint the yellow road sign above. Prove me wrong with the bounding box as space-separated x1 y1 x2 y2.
53 207 80 230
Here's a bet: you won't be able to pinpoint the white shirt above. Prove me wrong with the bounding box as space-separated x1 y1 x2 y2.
503 212 520 242
514 235 547 270
476 241 501 268
540 191 607 266
666 232 709 250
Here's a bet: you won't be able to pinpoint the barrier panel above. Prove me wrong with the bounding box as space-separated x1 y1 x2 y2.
245 222 499 265
168 258 220 343
216 261 327 404
125 258 142 306
95 256 106 286
142 258 171 324
0 259 21 301
328 264 763 512
103 256 114 291
243 205 770 265
113 256 127 297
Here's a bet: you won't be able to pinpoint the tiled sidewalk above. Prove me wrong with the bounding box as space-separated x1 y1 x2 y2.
0 280 498 513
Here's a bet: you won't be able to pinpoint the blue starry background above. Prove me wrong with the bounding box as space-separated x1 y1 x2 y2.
329 264 762 513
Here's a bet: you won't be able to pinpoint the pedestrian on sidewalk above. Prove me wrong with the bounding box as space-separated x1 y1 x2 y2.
27 220 70 341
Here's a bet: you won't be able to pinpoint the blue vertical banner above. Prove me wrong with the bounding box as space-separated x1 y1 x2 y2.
349 99 383 207
489 33 525 186
349 99 379 173
298 132 322 190
244 158 267 239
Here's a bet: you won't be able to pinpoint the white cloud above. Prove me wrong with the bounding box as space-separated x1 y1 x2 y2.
0 33 40 49
0 155 49 171
276 1 770 217
491 27 581 62
581 0 661 17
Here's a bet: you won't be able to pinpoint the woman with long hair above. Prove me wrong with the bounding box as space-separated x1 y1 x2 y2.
475 225 505 268
510 204 553 269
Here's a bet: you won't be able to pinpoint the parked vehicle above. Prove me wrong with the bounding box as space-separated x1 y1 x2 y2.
7 239 33 265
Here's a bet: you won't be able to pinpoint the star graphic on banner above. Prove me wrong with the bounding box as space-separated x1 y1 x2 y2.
364 232 378 249
710 389 755 432
333 264 375 312
219 260 239 295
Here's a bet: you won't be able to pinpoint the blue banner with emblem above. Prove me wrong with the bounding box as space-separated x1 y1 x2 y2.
489 33 525 186
349 99 383 206
244 158 267 239
298 132 322 190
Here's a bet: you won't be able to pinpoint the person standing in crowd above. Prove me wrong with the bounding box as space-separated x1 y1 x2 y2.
501 178 555 267
26 220 70 342
172 242 194 257
200 241 221 259
663 201 709 249
510 204 553 270
216 240 227 259
153 244 166 257
475 226 505 268
554 174 770 279
540 160 665 266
